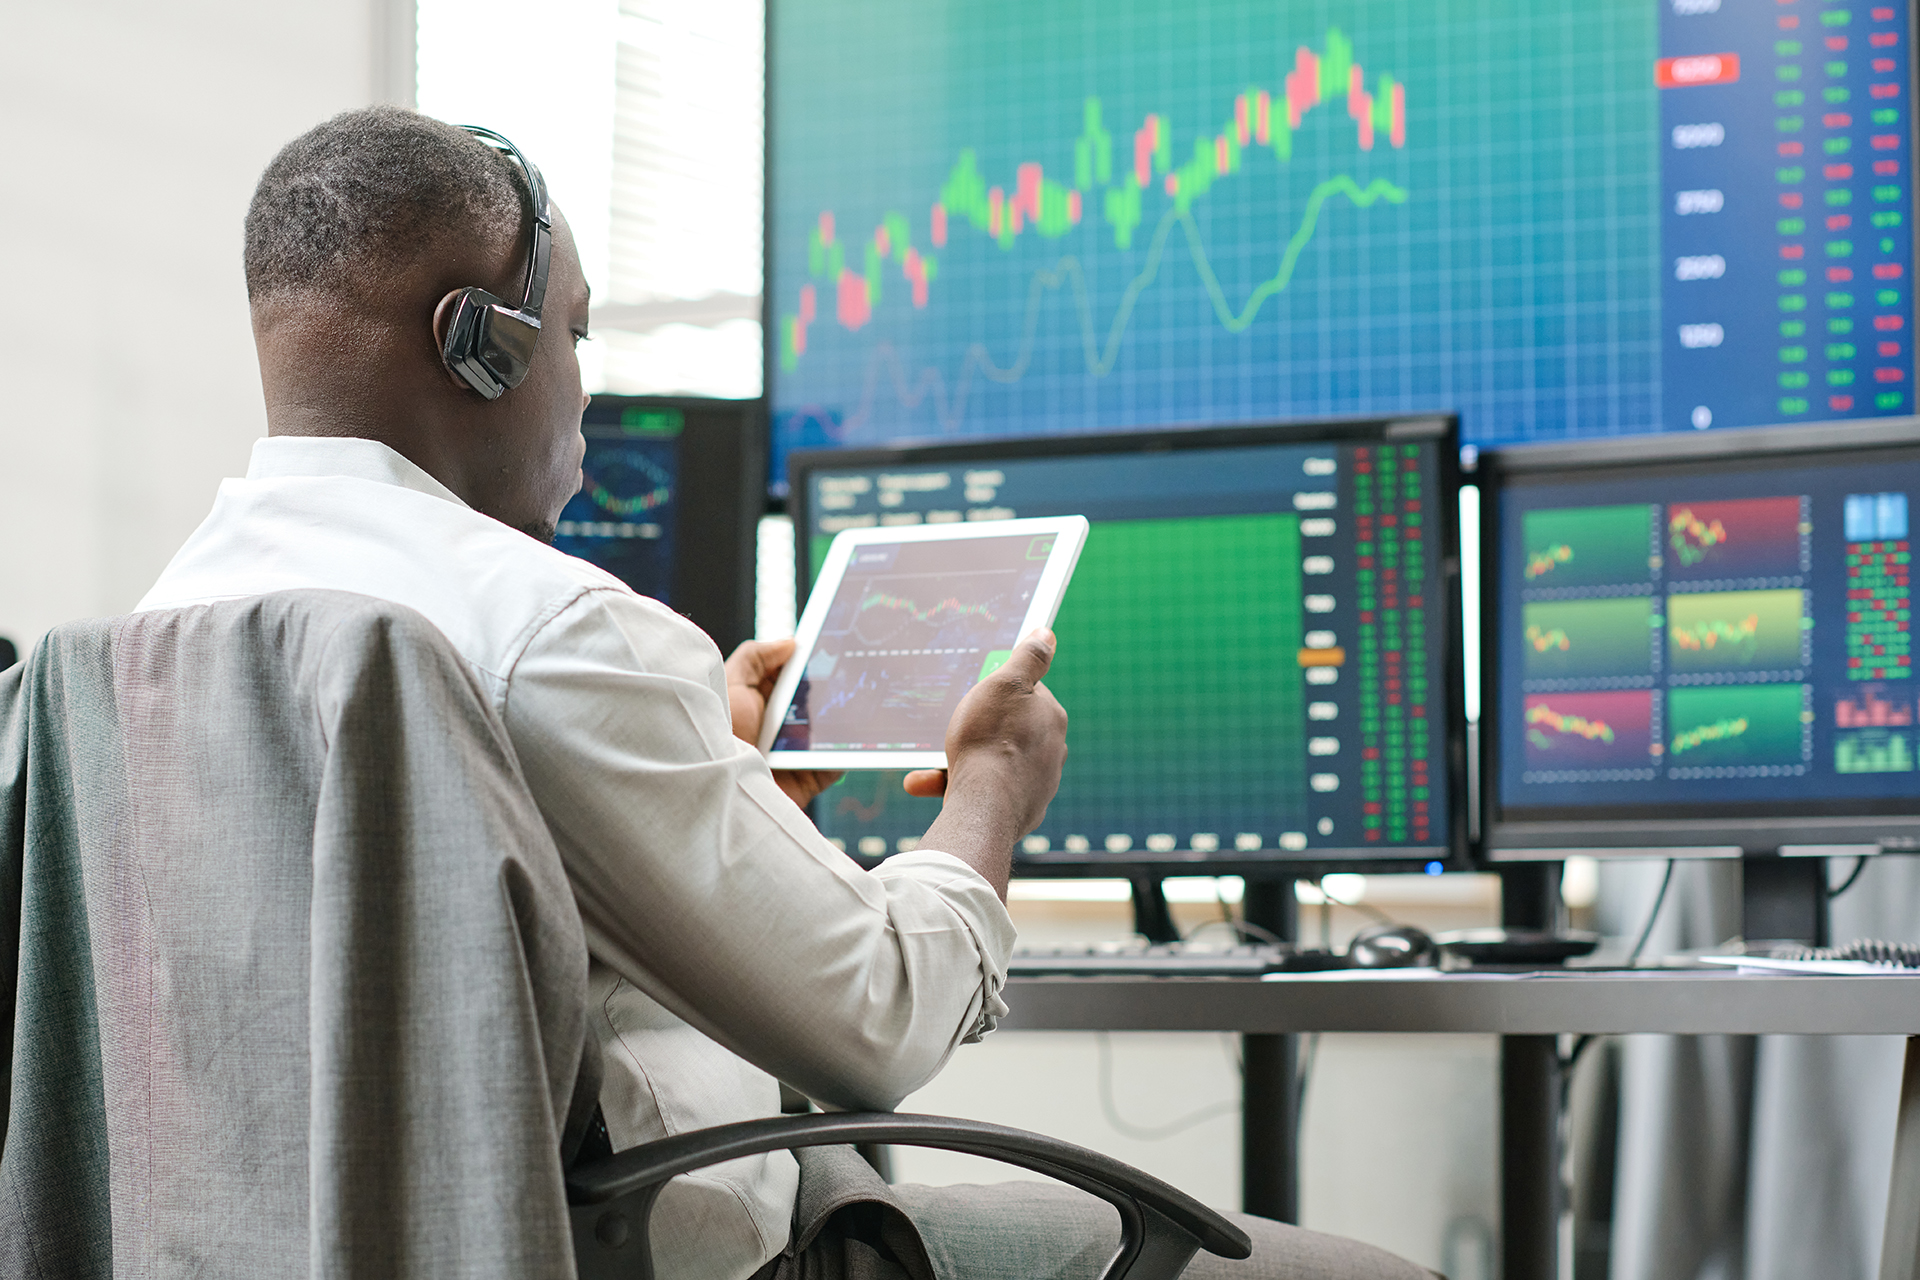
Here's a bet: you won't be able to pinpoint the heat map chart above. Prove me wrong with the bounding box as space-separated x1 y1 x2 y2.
769 0 1664 472
1522 691 1655 775
1662 497 1807 583
1521 505 1656 590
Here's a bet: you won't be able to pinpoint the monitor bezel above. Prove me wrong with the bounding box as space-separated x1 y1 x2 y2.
1478 415 1920 861
579 394 767 655
787 413 1470 877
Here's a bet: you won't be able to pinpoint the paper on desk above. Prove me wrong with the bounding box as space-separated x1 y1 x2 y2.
1695 954 1916 975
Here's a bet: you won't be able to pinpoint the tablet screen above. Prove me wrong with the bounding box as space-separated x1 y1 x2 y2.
772 530 1064 752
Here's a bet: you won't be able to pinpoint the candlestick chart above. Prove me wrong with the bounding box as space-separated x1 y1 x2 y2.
769 0 1665 470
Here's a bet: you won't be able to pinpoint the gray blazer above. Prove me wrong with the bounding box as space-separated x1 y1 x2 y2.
0 591 597 1278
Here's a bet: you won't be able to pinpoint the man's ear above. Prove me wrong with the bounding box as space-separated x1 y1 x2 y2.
431 290 476 392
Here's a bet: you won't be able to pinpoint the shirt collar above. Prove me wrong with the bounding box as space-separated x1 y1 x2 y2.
244 436 470 509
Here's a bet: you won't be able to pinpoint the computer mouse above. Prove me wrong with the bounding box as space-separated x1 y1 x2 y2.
1345 923 1438 968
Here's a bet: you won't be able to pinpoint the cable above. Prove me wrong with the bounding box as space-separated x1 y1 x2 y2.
1625 859 1676 968
1185 917 1288 947
1317 876 1394 926
1828 855 1870 901
1095 1032 1239 1140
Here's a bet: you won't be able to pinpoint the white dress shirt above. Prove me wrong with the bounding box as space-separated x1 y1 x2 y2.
138 437 1016 1280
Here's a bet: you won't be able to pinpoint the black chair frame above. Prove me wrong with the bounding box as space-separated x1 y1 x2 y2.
567 1112 1253 1280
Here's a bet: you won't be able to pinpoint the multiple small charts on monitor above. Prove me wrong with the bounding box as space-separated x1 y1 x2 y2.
765 520 1085 764
788 419 1459 868
1493 435 1920 827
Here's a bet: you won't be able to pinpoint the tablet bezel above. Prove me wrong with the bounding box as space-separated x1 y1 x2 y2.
759 514 1090 769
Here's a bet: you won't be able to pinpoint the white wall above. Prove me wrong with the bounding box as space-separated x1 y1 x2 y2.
0 1 410 652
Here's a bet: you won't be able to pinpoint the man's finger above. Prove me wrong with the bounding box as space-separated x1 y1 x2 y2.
988 629 1057 687
726 637 795 684
902 769 948 798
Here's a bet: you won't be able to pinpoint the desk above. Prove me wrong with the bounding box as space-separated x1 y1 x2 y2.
1003 970 1920 1280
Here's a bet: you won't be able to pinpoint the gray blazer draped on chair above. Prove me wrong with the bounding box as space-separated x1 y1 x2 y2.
0 591 598 1278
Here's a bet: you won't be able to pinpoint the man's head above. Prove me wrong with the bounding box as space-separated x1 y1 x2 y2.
244 107 590 540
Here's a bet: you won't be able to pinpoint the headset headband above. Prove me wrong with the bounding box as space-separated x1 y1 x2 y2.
460 124 551 321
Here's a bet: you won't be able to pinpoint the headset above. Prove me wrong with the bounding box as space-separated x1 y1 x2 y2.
439 125 552 400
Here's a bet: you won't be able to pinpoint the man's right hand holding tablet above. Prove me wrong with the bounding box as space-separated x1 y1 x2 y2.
906 628 1068 901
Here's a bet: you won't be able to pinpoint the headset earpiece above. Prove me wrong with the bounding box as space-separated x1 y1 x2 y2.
438 126 553 401
440 286 542 400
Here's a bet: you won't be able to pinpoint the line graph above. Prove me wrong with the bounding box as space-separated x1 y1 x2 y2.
579 451 673 518
1526 625 1571 654
1520 691 1652 770
1670 613 1760 657
1671 717 1749 756
1665 685 1808 769
1667 509 1728 569
1526 545 1574 581
1663 498 1805 580
1526 703 1616 743
1666 590 1805 673
1521 598 1656 680
782 176 1404 439
858 591 1000 625
781 25 1408 370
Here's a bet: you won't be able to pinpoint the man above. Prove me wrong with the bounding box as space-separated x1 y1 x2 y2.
141 108 1434 1279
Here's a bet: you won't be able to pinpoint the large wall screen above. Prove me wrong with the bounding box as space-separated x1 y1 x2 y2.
767 0 1916 486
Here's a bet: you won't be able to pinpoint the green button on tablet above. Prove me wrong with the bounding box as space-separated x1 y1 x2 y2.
978 649 1014 680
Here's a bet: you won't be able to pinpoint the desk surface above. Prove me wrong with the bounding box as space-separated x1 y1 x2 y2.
1001 969 1920 1036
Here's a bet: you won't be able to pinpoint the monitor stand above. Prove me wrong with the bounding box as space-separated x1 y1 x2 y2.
1441 864 1600 966
1743 853 1831 948
1127 874 1180 944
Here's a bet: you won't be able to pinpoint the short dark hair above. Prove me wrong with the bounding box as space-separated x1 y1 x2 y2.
243 106 529 302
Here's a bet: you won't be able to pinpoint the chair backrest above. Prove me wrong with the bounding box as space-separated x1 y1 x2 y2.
0 590 595 1279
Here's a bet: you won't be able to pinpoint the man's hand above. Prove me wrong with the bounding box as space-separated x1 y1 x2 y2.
724 638 842 807
914 629 1069 897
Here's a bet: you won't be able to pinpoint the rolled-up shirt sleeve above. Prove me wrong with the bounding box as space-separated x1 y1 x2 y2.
501 586 1016 1111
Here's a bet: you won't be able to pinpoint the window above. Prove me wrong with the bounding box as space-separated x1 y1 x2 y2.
415 0 764 398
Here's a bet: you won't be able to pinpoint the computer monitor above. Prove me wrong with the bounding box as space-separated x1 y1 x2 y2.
555 396 765 654
1481 418 1920 859
765 0 1917 488
787 415 1466 875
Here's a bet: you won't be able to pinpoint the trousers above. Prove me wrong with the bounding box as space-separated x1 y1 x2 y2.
758 1147 1441 1280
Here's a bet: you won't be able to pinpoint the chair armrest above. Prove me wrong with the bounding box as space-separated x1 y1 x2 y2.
567 1111 1252 1280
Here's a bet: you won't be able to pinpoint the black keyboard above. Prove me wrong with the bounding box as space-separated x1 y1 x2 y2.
1008 941 1349 977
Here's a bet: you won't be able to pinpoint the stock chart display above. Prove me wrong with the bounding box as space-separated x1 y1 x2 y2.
553 411 681 603
768 0 1916 484
772 530 1061 751
792 425 1455 867
1495 446 1920 815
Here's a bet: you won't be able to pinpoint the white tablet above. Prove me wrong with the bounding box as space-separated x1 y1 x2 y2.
761 515 1089 769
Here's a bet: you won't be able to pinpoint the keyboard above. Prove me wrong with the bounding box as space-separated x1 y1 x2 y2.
1008 941 1349 977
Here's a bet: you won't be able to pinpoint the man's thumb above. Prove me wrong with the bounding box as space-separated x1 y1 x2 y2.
997 629 1057 683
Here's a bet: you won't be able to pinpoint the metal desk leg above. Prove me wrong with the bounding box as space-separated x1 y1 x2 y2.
1242 1033 1299 1223
1881 1035 1920 1280
1241 880 1298 1223
1502 1035 1561 1280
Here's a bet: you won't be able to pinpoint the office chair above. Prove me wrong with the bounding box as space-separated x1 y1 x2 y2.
0 591 1247 1280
